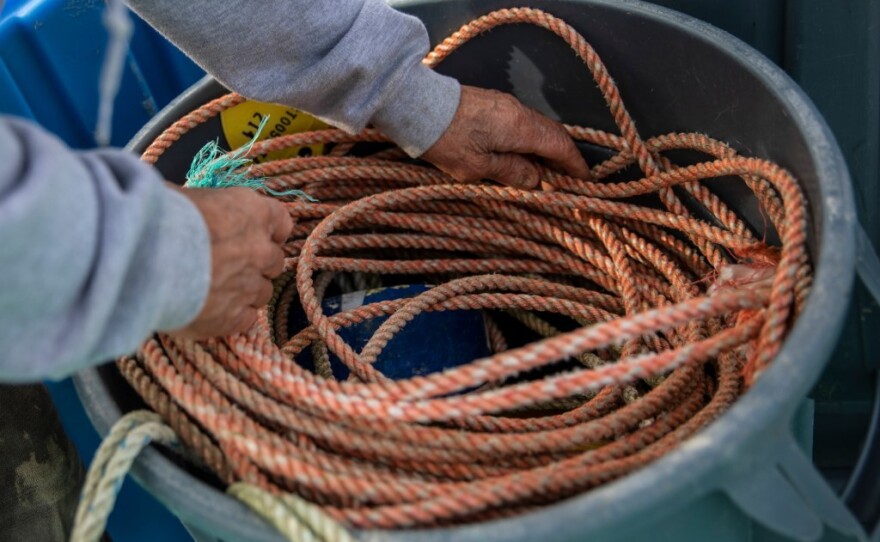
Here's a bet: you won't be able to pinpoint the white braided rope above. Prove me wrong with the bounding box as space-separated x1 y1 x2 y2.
71 410 353 542
71 410 178 542
228 483 355 542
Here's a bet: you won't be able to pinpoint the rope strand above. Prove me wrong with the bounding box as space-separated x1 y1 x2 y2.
117 7 810 532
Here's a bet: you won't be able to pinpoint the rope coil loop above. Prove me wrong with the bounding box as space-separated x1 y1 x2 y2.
109 6 810 535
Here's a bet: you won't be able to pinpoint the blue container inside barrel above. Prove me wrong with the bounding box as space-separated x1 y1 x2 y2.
288 284 491 381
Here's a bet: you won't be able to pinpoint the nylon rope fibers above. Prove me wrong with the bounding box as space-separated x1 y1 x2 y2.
121 7 811 530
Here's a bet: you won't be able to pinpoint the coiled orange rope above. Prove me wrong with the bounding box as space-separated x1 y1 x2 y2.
120 7 811 530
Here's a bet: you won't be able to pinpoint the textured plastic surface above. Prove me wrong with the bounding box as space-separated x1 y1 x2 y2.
73 1 861 541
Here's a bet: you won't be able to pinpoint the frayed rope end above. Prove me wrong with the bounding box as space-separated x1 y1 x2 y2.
184 116 317 202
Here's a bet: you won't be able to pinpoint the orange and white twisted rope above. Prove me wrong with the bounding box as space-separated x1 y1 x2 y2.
120 7 810 531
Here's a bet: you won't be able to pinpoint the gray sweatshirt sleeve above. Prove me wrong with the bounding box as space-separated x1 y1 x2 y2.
0 117 210 382
124 0 461 157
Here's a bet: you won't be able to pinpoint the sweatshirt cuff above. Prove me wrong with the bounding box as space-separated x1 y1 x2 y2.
153 186 211 331
370 63 461 157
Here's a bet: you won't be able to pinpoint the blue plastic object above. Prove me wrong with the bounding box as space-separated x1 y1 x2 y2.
0 0 203 148
289 284 491 381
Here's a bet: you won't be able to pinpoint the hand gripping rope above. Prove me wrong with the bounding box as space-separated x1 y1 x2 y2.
73 8 812 541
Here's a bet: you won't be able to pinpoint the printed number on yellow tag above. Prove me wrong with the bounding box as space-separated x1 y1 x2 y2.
220 101 328 164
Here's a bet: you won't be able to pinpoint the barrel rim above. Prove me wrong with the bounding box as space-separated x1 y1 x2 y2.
74 0 857 539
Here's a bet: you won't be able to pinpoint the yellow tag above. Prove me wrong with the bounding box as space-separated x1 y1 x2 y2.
220 100 328 164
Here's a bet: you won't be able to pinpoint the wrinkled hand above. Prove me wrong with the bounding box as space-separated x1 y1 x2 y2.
170 186 293 339
421 85 590 188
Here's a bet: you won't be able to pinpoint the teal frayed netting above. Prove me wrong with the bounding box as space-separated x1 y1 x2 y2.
184 116 316 201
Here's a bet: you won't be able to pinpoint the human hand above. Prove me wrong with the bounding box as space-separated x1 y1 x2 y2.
169 186 293 338
421 85 590 189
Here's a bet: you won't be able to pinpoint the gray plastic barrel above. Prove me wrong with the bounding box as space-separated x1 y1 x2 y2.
73 0 863 540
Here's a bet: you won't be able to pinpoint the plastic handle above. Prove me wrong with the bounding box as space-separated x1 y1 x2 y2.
840 225 880 537
857 226 880 307
723 414 868 541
